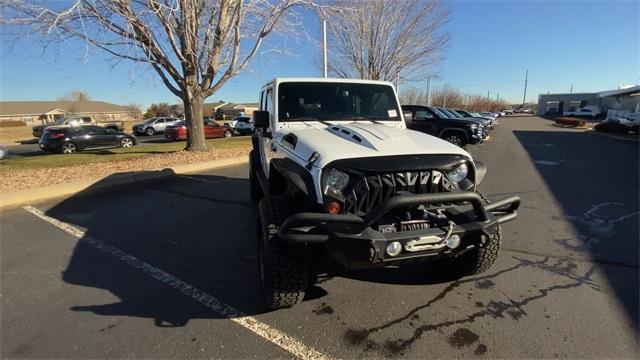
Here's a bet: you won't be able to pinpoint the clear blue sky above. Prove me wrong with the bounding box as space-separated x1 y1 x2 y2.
1 0 638 109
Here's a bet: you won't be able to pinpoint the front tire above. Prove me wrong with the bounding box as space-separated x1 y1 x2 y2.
224 130 233 138
145 127 155 136
443 131 467 148
257 196 308 310
120 137 134 148
249 150 264 201
454 192 501 275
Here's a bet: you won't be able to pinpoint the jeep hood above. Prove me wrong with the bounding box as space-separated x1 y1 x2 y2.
276 123 471 168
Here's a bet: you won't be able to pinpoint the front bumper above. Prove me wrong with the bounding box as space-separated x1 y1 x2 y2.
277 192 520 266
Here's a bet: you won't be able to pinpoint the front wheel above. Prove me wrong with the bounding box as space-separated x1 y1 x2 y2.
257 196 308 310
145 127 155 136
249 150 264 201
120 137 134 148
224 130 233 138
60 142 77 154
443 132 467 148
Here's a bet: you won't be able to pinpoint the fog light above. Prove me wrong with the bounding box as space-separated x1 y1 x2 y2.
327 201 341 214
386 241 402 256
446 235 461 249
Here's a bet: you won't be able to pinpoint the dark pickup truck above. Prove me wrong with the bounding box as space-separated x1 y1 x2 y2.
402 105 486 147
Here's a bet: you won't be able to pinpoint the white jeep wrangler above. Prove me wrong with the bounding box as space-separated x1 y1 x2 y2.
250 78 520 309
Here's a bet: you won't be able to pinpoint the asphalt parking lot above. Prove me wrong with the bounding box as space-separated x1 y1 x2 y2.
1 116 638 358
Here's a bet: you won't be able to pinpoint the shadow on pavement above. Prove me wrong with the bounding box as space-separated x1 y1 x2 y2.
46 171 271 326
514 130 639 331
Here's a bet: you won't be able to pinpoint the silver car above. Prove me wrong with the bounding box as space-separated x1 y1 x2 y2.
133 117 181 136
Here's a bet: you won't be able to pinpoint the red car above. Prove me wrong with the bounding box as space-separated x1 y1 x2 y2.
164 120 233 141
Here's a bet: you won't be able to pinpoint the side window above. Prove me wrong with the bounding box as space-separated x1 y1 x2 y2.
88 126 106 135
82 117 92 124
266 88 275 123
156 118 165 124
414 110 429 120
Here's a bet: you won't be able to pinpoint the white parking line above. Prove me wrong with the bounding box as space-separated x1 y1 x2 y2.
23 205 330 360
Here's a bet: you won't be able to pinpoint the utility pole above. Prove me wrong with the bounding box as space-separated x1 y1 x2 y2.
443 84 448 107
569 84 573 93
487 91 490 111
322 19 327 78
522 69 528 108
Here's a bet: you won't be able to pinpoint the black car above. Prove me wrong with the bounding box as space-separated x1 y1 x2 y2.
402 105 485 147
39 126 137 154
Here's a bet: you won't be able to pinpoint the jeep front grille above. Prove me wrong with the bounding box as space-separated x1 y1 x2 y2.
343 170 455 215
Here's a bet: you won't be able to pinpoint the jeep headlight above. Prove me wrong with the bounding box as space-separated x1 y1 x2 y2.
447 163 468 182
325 169 349 191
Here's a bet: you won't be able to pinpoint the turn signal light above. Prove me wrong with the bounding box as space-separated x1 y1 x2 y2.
327 201 341 214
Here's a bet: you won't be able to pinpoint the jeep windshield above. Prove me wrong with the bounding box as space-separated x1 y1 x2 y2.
278 82 401 122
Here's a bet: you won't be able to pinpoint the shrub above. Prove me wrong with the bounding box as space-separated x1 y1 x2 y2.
0 120 27 128
555 117 586 127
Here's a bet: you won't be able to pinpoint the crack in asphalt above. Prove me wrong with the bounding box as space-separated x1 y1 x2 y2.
502 247 639 269
343 256 600 357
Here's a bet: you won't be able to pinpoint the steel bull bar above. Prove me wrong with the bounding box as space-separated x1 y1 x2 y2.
277 192 521 243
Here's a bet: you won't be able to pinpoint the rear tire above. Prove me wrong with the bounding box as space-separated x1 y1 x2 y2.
257 196 308 310
60 142 77 154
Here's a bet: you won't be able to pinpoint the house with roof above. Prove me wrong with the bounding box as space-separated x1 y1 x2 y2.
0 101 141 124
214 102 259 120
537 85 640 119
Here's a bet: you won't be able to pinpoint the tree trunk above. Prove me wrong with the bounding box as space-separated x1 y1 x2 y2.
183 91 208 152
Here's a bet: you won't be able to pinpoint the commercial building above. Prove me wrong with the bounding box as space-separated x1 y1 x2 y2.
537 85 640 119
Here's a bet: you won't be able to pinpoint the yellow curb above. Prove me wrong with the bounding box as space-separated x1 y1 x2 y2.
0 156 248 211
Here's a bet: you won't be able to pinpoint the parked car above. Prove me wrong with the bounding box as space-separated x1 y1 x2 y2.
563 106 601 118
224 115 250 129
39 126 137 154
232 117 253 135
132 117 181 136
402 105 485 147
439 107 492 131
164 120 233 141
0 146 6 160
503 109 514 115
32 115 124 138
250 78 521 309
455 109 495 128
606 112 640 127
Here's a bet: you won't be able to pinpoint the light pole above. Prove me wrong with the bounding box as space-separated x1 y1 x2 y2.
322 18 327 78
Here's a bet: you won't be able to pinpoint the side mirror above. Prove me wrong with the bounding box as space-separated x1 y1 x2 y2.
253 111 270 128
403 111 413 124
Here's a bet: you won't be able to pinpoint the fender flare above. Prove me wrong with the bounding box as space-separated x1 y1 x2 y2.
269 158 317 200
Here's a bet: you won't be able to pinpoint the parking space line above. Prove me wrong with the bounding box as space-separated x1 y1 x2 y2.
23 205 330 360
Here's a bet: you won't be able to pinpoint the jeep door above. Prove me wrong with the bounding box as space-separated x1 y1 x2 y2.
259 87 276 176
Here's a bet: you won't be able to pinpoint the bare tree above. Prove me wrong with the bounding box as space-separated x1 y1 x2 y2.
431 87 463 109
399 87 426 105
2 0 322 151
326 0 449 81
58 90 91 102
